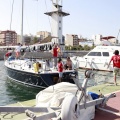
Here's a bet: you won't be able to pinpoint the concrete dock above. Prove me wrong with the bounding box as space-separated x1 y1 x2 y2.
0 81 120 120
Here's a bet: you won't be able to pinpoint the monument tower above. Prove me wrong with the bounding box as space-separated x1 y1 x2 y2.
45 0 70 51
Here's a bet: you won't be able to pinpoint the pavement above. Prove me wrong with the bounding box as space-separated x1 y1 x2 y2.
94 91 120 120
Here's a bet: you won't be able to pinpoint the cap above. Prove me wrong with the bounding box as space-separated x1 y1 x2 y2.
114 50 119 55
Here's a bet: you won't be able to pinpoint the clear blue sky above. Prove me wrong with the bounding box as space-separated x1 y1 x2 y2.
0 0 120 40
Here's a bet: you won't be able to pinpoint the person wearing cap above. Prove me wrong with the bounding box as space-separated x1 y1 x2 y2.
107 50 120 85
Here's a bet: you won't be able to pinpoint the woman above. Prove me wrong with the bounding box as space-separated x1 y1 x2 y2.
57 58 63 83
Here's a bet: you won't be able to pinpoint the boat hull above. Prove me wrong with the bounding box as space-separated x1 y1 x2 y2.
5 66 75 89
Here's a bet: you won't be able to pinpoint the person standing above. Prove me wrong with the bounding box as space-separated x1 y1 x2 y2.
57 44 62 57
5 52 12 60
108 50 120 85
52 44 59 68
15 43 21 59
57 58 63 83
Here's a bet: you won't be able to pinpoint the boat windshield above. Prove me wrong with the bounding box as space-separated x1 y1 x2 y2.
87 52 109 57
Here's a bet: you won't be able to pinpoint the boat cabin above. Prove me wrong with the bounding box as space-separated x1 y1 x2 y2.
84 46 120 60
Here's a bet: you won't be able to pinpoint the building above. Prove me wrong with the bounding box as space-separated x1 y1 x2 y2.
92 34 117 45
65 34 79 46
36 31 51 41
0 30 17 45
17 35 21 44
92 34 102 45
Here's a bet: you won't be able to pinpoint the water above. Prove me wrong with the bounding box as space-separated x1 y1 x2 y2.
0 61 41 106
0 61 114 106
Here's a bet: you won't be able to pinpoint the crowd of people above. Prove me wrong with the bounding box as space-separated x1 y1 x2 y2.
51 44 73 82
5 43 22 61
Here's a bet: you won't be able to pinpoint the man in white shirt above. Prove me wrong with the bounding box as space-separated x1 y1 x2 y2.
15 43 21 59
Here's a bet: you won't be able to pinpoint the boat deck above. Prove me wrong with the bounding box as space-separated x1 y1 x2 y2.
0 82 120 120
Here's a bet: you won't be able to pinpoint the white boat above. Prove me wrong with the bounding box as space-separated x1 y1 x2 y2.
71 45 120 72
5 58 77 89
4 0 77 89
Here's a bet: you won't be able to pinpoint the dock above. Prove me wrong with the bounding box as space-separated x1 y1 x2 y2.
0 81 120 120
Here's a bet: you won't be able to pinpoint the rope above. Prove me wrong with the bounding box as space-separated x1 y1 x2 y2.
44 0 53 35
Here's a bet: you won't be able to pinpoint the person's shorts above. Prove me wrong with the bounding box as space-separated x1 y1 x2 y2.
16 52 20 57
113 67 120 75
59 72 63 78
53 57 57 67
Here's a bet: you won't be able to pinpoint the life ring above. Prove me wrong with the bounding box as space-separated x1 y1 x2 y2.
61 95 80 120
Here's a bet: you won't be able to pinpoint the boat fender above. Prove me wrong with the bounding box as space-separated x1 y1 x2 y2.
61 95 80 120
33 62 39 72
85 59 89 67
75 59 79 69
104 61 108 67
85 70 95 79
25 109 36 119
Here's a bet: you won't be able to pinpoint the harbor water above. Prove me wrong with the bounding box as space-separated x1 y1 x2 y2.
0 61 114 106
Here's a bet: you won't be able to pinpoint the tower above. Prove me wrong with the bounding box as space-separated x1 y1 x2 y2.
45 0 70 51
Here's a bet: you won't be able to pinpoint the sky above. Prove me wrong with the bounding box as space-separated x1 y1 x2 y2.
0 0 120 40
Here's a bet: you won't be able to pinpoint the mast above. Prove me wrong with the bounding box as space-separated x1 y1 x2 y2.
10 0 14 30
21 0 24 45
45 0 70 51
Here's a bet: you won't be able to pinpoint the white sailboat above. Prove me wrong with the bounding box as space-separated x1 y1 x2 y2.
2 1 116 119
4 0 77 89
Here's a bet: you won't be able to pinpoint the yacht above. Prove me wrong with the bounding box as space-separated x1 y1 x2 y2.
71 45 120 72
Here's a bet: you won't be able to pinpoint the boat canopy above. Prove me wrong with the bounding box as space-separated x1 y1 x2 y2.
101 36 115 40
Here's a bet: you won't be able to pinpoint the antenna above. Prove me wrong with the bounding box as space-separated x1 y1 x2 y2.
116 29 120 44
21 0 24 45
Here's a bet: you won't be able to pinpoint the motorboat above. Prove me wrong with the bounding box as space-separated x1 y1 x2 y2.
71 45 120 72
0 70 116 120
4 58 77 89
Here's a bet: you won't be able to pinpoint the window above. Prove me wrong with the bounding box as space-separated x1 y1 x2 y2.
59 27 61 30
88 52 101 56
59 21 61 23
103 52 109 56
